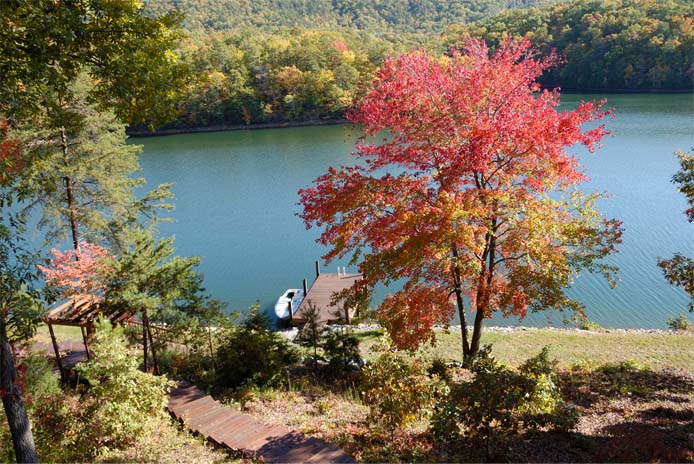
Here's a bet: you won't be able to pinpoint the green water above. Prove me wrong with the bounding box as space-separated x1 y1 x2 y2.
137 93 694 329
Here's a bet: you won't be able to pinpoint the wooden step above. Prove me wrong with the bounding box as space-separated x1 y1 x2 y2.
167 382 354 463
204 411 246 437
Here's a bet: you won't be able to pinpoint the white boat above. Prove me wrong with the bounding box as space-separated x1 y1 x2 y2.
274 288 304 320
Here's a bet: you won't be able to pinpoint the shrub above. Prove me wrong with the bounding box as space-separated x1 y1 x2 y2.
78 319 173 451
215 308 298 389
429 400 461 442
428 357 452 384
361 339 445 438
29 319 173 461
323 326 362 375
22 352 61 403
577 316 603 331
667 312 693 331
517 347 579 431
429 346 577 454
595 359 653 395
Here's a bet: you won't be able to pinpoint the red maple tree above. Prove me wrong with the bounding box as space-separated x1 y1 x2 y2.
300 39 622 360
39 241 113 298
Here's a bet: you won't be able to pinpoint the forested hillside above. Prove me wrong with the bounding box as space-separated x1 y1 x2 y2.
159 29 399 129
445 0 694 91
144 0 553 34
139 0 693 131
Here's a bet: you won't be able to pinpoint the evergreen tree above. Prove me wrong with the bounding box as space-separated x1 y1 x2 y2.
104 228 206 373
18 81 173 251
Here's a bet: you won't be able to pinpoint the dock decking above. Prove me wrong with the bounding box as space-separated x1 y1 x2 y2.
168 382 355 463
293 272 362 325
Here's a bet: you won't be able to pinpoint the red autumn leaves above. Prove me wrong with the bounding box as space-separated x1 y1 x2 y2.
300 39 620 353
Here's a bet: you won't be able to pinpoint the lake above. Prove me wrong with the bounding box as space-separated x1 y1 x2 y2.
137 93 694 329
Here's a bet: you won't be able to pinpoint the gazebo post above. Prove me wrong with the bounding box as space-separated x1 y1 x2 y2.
80 326 91 360
47 323 65 383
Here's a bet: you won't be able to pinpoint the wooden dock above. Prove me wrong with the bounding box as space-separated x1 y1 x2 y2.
293 271 362 325
169 382 354 463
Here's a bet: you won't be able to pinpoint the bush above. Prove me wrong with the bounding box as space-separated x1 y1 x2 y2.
361 339 445 438
428 357 452 384
30 319 173 461
429 346 577 453
667 312 693 331
215 308 298 389
577 316 603 331
22 352 61 403
323 326 362 375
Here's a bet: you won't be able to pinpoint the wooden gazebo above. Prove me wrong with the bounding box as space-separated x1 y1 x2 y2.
44 294 134 380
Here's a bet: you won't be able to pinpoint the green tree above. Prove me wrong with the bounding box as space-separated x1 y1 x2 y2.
0 0 188 127
445 0 694 91
104 229 206 373
0 132 43 462
18 81 173 252
658 150 694 310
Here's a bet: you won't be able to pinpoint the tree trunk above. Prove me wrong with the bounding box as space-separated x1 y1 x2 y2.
146 323 159 376
469 228 497 360
142 310 149 372
0 339 38 463
60 127 80 251
451 244 472 360
469 301 487 358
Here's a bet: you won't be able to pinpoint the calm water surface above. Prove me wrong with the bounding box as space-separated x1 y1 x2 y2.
137 93 694 328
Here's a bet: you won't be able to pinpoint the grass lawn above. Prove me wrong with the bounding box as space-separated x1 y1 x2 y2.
32 324 83 346
356 327 694 371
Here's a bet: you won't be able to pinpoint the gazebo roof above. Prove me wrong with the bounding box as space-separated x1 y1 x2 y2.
44 294 133 327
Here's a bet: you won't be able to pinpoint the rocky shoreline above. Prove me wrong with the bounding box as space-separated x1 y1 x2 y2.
278 322 693 339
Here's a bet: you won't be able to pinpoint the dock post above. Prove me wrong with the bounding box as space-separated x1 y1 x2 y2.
315 260 320 279
288 300 293 324
303 278 308 296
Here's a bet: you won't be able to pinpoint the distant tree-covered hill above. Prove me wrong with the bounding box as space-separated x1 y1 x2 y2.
136 0 692 132
443 0 694 91
144 0 554 35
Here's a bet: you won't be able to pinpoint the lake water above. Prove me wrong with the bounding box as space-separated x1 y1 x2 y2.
137 93 694 329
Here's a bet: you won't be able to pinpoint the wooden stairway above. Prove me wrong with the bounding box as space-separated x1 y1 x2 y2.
168 382 355 463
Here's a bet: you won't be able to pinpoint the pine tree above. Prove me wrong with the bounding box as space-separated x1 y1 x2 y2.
19 80 173 252
104 228 206 373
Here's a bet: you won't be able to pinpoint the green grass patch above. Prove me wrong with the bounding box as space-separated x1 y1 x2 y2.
358 328 694 371
32 324 83 346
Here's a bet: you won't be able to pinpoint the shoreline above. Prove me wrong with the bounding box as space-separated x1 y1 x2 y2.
127 118 348 137
278 322 694 337
127 91 692 138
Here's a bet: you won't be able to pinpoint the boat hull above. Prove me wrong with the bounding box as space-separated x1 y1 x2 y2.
274 289 304 319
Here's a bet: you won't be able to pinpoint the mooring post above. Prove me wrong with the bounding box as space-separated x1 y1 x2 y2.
303 278 308 296
315 260 320 279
